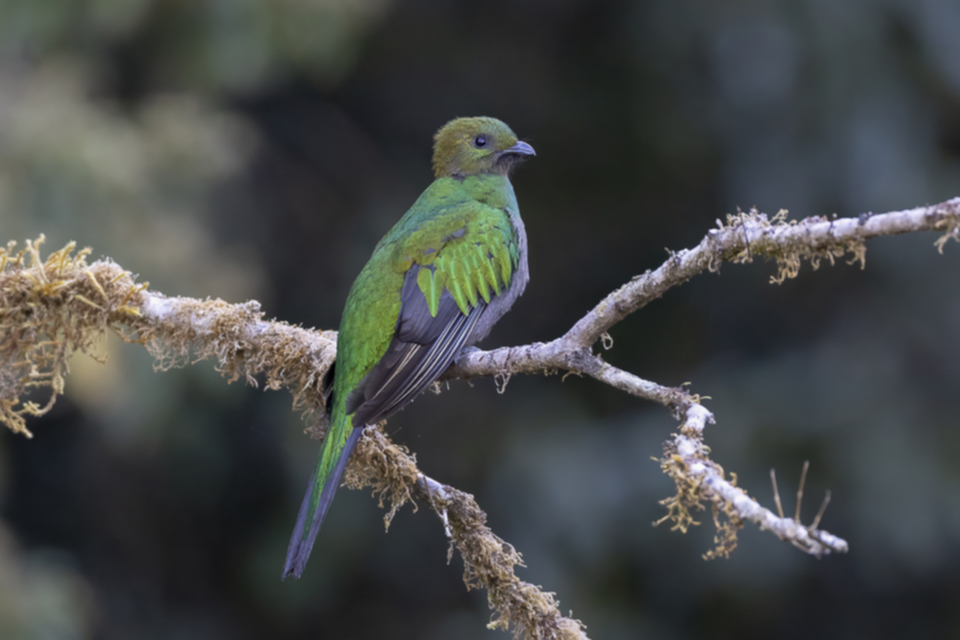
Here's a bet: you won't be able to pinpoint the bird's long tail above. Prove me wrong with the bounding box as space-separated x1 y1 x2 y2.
282 414 363 580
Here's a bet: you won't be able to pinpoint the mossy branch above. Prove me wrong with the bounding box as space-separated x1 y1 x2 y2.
3 196 959 639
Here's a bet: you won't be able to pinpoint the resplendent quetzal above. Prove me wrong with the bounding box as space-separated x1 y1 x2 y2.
283 117 534 579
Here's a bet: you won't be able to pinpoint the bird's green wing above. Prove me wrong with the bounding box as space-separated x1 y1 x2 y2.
345 198 522 426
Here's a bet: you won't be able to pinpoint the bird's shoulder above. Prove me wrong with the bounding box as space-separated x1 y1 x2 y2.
379 177 519 317
385 176 518 270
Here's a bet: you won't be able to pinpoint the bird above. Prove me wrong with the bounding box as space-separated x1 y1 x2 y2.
282 116 535 579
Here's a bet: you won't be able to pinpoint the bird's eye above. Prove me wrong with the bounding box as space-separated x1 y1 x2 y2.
474 135 487 148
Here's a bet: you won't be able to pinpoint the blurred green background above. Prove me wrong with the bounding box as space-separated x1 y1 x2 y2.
2 0 960 638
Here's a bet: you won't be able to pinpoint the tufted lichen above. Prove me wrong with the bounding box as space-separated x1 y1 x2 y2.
0 236 145 436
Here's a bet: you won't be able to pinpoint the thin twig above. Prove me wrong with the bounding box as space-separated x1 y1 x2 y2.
796 460 810 522
811 490 832 531
771 469 784 519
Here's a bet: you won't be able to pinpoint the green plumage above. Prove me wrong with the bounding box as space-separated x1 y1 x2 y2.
283 117 534 580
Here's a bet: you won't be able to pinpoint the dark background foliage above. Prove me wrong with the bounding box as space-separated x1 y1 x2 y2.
2 1 960 638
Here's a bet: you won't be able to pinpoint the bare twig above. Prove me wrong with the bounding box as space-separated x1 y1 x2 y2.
812 491 832 530
771 469 785 519
796 460 810 522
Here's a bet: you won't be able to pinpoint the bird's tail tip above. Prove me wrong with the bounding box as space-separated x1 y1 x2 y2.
281 556 305 581
280 426 364 582
281 477 315 581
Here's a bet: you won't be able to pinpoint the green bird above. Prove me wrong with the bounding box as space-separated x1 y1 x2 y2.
283 116 534 579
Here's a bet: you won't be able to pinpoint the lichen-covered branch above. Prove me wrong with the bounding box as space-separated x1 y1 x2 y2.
658 405 848 559
0 236 338 436
3 197 958 638
0 238 145 436
139 292 337 419
345 427 587 640
557 197 960 349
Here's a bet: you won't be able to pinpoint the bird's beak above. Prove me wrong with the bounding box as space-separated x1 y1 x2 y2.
503 140 536 157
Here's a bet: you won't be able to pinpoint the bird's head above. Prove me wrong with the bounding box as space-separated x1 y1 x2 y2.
432 116 535 178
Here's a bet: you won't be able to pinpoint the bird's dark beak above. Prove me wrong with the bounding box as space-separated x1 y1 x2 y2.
503 140 536 157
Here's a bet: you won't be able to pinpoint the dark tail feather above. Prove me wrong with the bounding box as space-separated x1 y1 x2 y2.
282 426 364 580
